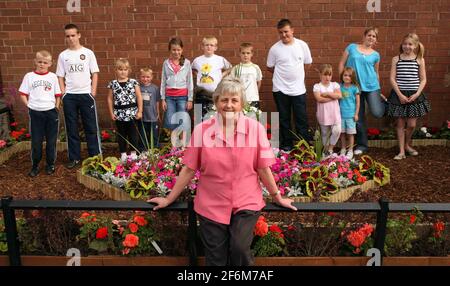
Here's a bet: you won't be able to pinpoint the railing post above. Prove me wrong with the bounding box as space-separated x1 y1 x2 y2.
374 197 389 266
1 196 21 266
187 199 198 266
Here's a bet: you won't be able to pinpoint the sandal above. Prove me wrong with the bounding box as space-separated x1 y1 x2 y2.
406 148 418 156
394 154 406 160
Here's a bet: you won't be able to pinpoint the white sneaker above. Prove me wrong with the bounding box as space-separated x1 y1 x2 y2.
354 149 363 156
340 148 346 156
346 150 354 160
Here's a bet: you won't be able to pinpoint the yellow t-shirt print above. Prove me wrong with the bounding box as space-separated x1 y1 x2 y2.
200 63 214 84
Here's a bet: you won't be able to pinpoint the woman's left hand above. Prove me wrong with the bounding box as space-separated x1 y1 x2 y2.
273 195 297 211
135 112 142 120
186 101 193 111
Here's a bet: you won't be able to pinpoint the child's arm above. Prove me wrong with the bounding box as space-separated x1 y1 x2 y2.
91 72 98 97
19 94 28 107
160 63 167 111
257 80 262 90
55 97 61 111
354 92 360 122
389 56 408 104
186 62 193 111
106 89 116 121
408 58 427 103
326 85 342 100
135 84 143 120
313 90 332 103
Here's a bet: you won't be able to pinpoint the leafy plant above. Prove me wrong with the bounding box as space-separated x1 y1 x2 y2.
251 216 287 257
125 169 156 199
76 212 115 254
384 211 423 256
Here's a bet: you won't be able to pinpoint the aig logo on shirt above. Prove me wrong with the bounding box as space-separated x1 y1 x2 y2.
69 64 84 73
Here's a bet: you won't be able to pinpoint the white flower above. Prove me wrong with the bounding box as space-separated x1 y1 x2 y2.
426 132 432 138
420 127 427 133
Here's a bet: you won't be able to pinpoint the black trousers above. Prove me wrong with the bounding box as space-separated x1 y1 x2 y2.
29 108 59 168
198 210 260 266
115 120 140 153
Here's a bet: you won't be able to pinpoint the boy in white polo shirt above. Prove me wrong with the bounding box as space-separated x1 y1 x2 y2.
56 23 101 169
19 50 62 177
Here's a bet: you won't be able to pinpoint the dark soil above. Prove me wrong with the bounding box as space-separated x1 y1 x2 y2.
1 145 448 203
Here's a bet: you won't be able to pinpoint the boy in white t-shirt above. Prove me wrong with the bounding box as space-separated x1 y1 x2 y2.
56 23 101 169
230 42 262 108
192 36 232 118
267 19 313 151
19 50 62 177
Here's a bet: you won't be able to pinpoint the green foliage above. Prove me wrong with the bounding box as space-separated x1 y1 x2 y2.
76 213 115 254
384 210 423 256
125 170 156 199
252 231 286 257
0 218 7 253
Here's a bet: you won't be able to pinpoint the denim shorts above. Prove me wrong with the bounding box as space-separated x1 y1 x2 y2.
341 118 356 134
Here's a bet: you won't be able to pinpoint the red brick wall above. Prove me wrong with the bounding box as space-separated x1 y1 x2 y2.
1 0 449 129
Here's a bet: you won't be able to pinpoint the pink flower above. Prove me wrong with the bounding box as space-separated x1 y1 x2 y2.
0 140 6 148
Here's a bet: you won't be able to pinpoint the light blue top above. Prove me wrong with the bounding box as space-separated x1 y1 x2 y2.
345 43 380 92
339 84 360 118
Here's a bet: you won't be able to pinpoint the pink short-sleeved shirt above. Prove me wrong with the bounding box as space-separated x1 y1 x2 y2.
183 113 275 225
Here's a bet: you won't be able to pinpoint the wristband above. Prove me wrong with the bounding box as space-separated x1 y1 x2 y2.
270 190 281 197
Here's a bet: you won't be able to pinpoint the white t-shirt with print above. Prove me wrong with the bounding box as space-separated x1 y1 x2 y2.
267 38 312 96
231 63 262 102
19 71 62 111
56 46 99 94
192 54 231 93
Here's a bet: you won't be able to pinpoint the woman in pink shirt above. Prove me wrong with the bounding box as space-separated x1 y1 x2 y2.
149 77 296 266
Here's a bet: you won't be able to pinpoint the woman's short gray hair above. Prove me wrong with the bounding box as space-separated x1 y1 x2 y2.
212 76 247 106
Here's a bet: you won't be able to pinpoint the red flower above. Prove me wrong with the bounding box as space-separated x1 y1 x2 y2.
367 128 380 136
267 133 272 140
80 212 91 219
269 224 284 238
123 234 139 248
254 216 268 237
287 225 296 231
10 122 18 127
133 215 148 226
95 227 108 239
128 222 139 233
101 130 110 141
433 220 445 238
10 131 23 139
327 212 337 217
25 133 31 138
409 215 416 224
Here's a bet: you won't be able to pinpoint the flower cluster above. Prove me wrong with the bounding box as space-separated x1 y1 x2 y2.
252 216 287 257
341 223 374 255
432 221 445 239
101 129 115 142
76 212 160 256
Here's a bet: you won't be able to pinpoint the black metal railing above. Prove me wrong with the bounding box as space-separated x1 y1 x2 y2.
1 196 449 266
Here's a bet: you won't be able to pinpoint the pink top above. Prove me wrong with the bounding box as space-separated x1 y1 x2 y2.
183 113 275 225
169 59 181 74
313 82 341 125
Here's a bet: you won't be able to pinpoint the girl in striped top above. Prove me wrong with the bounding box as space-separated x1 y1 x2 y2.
387 33 431 160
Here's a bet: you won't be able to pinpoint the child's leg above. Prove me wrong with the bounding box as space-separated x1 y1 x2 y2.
115 120 128 154
340 133 347 154
129 120 141 154
163 97 176 130
328 123 341 152
405 117 418 151
29 109 45 169
151 122 160 148
396 117 406 155
44 108 59 167
319 125 331 150
347 134 355 151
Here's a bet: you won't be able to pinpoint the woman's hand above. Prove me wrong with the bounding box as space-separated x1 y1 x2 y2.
147 197 171 211
272 194 297 211
110 114 117 121
135 111 142 120
186 101 193 111
161 100 167 112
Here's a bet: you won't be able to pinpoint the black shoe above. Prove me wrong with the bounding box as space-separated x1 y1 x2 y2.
28 168 39 177
280 146 293 152
65 160 80 169
46 165 55 175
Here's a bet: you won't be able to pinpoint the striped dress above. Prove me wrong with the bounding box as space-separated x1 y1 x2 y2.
387 55 431 118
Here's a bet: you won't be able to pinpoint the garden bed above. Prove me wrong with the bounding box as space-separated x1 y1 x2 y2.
0 255 448 266
367 139 449 148
77 169 382 203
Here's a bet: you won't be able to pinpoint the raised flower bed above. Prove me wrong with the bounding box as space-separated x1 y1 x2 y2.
77 139 390 203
